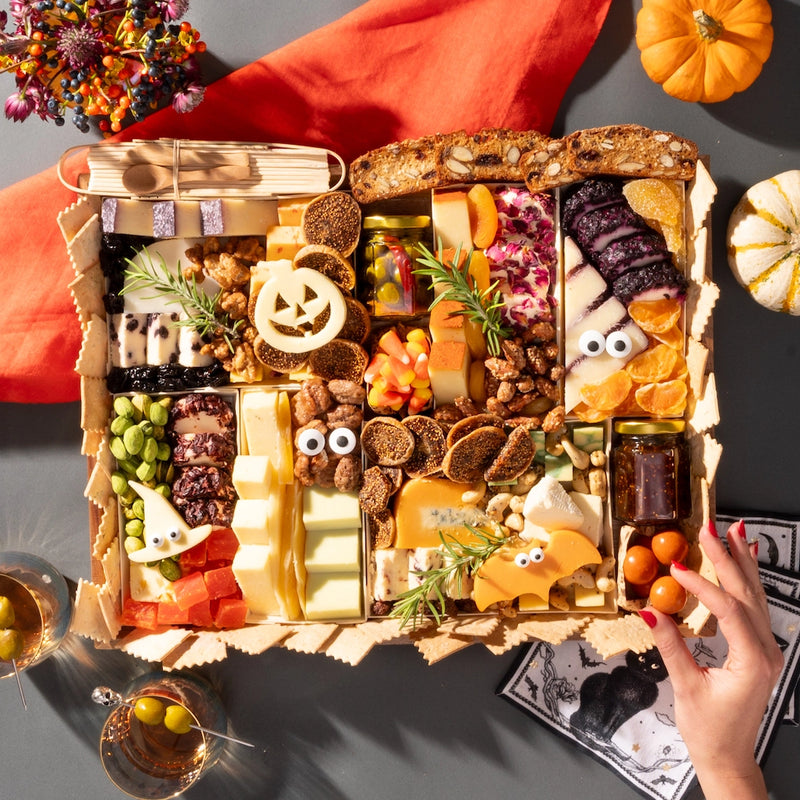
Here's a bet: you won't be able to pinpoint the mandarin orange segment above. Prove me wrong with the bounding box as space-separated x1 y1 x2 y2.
624 343 678 384
615 387 645 417
623 179 682 227
579 370 632 411
669 353 688 381
628 298 682 334
466 184 500 249
651 323 683 350
635 379 688 417
572 402 611 423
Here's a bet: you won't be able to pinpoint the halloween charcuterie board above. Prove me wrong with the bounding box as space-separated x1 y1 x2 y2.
60 127 721 666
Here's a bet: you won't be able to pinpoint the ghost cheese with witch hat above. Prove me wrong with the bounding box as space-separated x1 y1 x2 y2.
126 481 213 563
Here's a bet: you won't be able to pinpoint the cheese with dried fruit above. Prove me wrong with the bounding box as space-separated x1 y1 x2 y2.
370 549 409 601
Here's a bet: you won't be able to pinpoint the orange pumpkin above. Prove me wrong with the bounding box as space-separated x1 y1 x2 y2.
635 0 774 103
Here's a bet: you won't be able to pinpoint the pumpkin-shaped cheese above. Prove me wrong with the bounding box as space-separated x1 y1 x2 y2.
635 0 774 103
727 170 800 315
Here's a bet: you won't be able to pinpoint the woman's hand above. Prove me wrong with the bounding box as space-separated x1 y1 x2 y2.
641 519 784 800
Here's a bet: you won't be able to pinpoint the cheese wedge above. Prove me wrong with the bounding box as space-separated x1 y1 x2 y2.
432 190 473 251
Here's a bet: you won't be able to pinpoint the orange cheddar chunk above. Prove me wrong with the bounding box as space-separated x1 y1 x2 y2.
394 477 491 549
473 530 602 611
428 340 470 405
265 225 306 260
428 299 486 359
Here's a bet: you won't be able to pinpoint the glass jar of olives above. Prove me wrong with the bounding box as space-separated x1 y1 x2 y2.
612 420 691 525
359 215 432 316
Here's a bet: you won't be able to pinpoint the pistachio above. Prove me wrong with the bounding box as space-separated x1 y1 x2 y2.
140 437 159 464
158 558 182 582
135 459 157 482
109 436 128 462
148 401 169 427
111 471 129 496
110 415 133 436
125 518 144 538
113 396 136 418
124 536 145 555
123 425 144 456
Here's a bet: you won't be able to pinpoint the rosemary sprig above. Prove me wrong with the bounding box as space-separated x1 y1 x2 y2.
120 248 243 352
414 240 511 357
389 523 508 630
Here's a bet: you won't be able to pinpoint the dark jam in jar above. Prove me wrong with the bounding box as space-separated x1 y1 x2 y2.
359 215 432 316
612 420 691 525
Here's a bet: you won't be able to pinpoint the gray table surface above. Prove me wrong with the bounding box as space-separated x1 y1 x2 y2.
2 1 799 798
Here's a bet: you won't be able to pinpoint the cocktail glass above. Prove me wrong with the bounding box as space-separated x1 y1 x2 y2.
0 551 72 683
98 670 227 799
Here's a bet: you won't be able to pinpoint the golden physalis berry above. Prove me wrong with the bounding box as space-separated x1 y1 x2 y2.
635 380 688 416
623 179 683 227
579 370 633 411
625 343 678 384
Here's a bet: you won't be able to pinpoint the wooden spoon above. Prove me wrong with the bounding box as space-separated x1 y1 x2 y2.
122 163 252 194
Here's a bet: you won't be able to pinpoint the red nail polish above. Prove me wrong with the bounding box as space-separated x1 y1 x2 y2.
735 519 747 539
671 560 688 571
753 540 759 557
706 519 719 538
639 609 657 629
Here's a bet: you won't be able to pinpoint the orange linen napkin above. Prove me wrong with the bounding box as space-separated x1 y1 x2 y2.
0 0 612 403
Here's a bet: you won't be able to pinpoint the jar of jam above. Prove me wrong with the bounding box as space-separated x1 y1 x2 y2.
612 420 691 525
359 215 432 316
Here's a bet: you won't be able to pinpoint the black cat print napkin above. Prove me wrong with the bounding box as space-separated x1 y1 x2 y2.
497 513 800 800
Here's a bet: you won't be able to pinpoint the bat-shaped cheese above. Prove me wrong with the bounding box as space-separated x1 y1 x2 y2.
473 529 602 611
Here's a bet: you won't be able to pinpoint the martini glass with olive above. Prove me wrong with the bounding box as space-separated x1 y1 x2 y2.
0 552 72 705
97 670 242 799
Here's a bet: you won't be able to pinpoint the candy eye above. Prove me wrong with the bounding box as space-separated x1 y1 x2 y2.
578 330 605 357
529 547 545 563
147 532 166 549
606 330 633 358
515 552 531 568
166 528 182 543
328 427 357 455
298 428 326 456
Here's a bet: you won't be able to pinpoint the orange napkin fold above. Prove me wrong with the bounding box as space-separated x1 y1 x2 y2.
0 0 612 403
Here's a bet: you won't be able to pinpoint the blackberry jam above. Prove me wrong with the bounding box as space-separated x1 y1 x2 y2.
612 420 691 525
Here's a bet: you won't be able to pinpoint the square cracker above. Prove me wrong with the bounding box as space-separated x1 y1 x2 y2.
119 627 195 664
282 623 337 654
66 213 101 276
324 626 377 665
413 632 475 664
75 315 108 378
582 614 655 660
92 502 118 561
58 196 99 243
219 624 291 655
69 265 106 325
163 631 229 670
71 579 116 642
80 376 111 433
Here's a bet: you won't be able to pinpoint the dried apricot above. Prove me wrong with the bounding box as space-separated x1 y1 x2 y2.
466 184 499 249
579 370 632 411
628 298 682 334
635 379 688 416
651 323 684 350
625 343 677 384
623 179 682 227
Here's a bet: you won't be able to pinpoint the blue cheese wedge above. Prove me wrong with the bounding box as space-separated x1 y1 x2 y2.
522 475 584 532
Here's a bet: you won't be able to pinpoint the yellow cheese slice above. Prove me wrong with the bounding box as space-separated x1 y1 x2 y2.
432 190 473 251
232 544 281 617
304 572 363 621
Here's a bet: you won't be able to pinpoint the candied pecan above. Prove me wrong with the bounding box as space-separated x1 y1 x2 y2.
505 415 542 430
219 290 248 319
515 374 536 393
496 381 516 404
205 252 251 290
371 600 393 617
291 379 332 425
542 405 565 433
485 357 520 381
326 403 363 430
229 236 265 262
454 396 480 417
507 392 534 412
334 453 362 493
294 453 315 486
484 373 501 398
294 417 327 448
313 457 338 488
543 341 559 361
501 338 526 371
530 321 556 343
549 364 566 382
241 323 258 344
203 236 222 256
181 256 205 282
230 341 260 383
525 345 550 376
327 379 366 405
433 404 463 424
485 397 511 418
534 376 560 401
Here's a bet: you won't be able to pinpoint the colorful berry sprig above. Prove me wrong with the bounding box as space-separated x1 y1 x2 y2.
0 0 205 134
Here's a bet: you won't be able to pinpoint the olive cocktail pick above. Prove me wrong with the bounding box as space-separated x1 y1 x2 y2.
0 594 27 710
91 686 254 747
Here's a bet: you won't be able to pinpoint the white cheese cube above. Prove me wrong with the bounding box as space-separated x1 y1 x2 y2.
177 318 213 367
146 312 180 365
569 491 605 548
128 562 176 603
304 527 361 573
303 486 361 531
232 544 281 617
232 456 275 500
370 549 409 601
304 572 362 621
518 593 550 612
574 584 607 608
110 312 149 367
231 499 273 546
